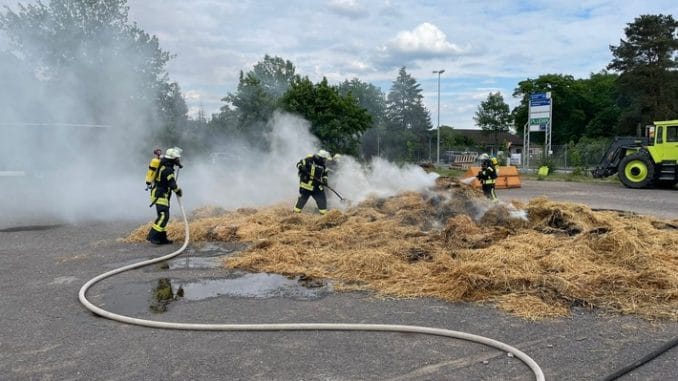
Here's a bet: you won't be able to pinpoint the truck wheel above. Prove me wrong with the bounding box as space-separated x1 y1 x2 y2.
618 152 655 188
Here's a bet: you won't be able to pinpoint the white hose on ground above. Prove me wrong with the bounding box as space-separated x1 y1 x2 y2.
78 196 545 381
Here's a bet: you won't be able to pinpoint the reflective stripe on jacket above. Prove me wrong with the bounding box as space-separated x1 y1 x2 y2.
297 155 328 191
477 166 497 185
150 159 179 206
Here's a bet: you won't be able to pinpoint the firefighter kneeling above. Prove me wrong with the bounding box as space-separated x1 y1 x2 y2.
477 158 497 201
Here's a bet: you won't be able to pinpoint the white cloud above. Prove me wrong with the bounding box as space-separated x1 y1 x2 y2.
18 0 674 131
388 23 466 56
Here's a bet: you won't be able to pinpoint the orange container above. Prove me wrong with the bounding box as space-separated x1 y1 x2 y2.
462 166 521 189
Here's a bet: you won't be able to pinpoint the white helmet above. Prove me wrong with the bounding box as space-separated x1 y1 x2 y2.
165 147 183 159
316 149 332 160
478 153 489 161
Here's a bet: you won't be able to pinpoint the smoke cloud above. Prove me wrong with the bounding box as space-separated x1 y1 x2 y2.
1 107 439 228
0 5 439 229
154 111 440 216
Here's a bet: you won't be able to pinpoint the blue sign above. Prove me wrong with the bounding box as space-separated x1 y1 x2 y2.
530 92 551 106
530 92 548 101
531 99 551 106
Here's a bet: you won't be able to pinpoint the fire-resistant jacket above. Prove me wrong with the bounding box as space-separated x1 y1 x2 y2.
150 158 180 206
297 154 328 191
477 164 497 185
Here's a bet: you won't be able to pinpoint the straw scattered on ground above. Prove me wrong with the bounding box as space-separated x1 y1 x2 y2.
126 178 678 320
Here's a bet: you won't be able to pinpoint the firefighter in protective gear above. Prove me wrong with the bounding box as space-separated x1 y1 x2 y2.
294 149 331 215
145 148 163 191
477 158 497 201
147 147 183 245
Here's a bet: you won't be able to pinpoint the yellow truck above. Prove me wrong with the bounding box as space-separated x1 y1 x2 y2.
591 120 678 188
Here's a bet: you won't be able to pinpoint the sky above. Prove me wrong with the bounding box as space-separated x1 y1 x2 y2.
0 0 676 227
1 0 676 130
115 0 677 130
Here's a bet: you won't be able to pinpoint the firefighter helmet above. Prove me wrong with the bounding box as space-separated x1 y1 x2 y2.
165 147 183 159
316 149 332 160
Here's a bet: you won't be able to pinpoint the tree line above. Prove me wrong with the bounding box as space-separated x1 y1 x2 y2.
2 1 676 162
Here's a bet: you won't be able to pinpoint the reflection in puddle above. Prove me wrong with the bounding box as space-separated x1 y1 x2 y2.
150 278 175 313
104 272 331 315
103 242 329 314
173 272 330 301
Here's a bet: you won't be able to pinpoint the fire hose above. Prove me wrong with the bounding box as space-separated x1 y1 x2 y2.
78 195 545 381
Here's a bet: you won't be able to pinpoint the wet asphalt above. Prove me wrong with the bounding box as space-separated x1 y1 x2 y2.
0 180 677 381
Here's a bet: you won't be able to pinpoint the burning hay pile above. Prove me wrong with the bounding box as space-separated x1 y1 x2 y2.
126 180 678 320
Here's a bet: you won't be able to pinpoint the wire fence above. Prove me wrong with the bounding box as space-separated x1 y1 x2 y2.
521 139 613 172
411 139 614 174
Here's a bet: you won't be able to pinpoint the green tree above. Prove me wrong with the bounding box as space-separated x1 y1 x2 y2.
0 0 173 126
512 74 589 144
580 71 621 137
338 78 386 127
337 78 387 159
384 67 432 161
512 72 623 142
218 55 297 146
280 77 372 156
608 14 678 134
157 81 188 145
251 54 297 99
474 92 512 151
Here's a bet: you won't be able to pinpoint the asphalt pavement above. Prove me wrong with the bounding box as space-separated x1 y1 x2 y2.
0 180 676 380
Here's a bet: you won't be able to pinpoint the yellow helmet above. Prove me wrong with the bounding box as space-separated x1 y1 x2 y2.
491 157 498 165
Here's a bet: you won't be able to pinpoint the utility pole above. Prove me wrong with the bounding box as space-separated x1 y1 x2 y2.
433 69 445 166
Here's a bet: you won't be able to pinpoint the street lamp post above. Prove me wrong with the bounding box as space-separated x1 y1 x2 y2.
433 69 445 166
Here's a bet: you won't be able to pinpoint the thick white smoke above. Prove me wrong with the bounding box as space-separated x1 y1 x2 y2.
0 4 439 228
1 107 440 228
179 111 439 212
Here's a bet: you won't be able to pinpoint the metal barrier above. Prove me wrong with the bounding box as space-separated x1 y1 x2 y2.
448 152 479 169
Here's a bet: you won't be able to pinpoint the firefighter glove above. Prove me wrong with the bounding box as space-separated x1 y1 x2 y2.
175 188 183 197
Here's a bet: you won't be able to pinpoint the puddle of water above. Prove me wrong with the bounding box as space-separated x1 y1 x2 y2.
189 242 247 255
102 272 331 315
167 256 224 270
173 272 330 301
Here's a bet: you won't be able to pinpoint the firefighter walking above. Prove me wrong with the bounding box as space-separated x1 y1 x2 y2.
294 149 332 215
147 147 184 245
477 158 497 201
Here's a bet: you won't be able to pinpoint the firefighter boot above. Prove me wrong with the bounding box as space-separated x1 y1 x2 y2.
147 229 164 245
158 231 174 245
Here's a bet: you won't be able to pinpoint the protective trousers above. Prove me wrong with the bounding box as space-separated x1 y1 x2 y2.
481 183 497 200
147 204 172 243
294 188 327 215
